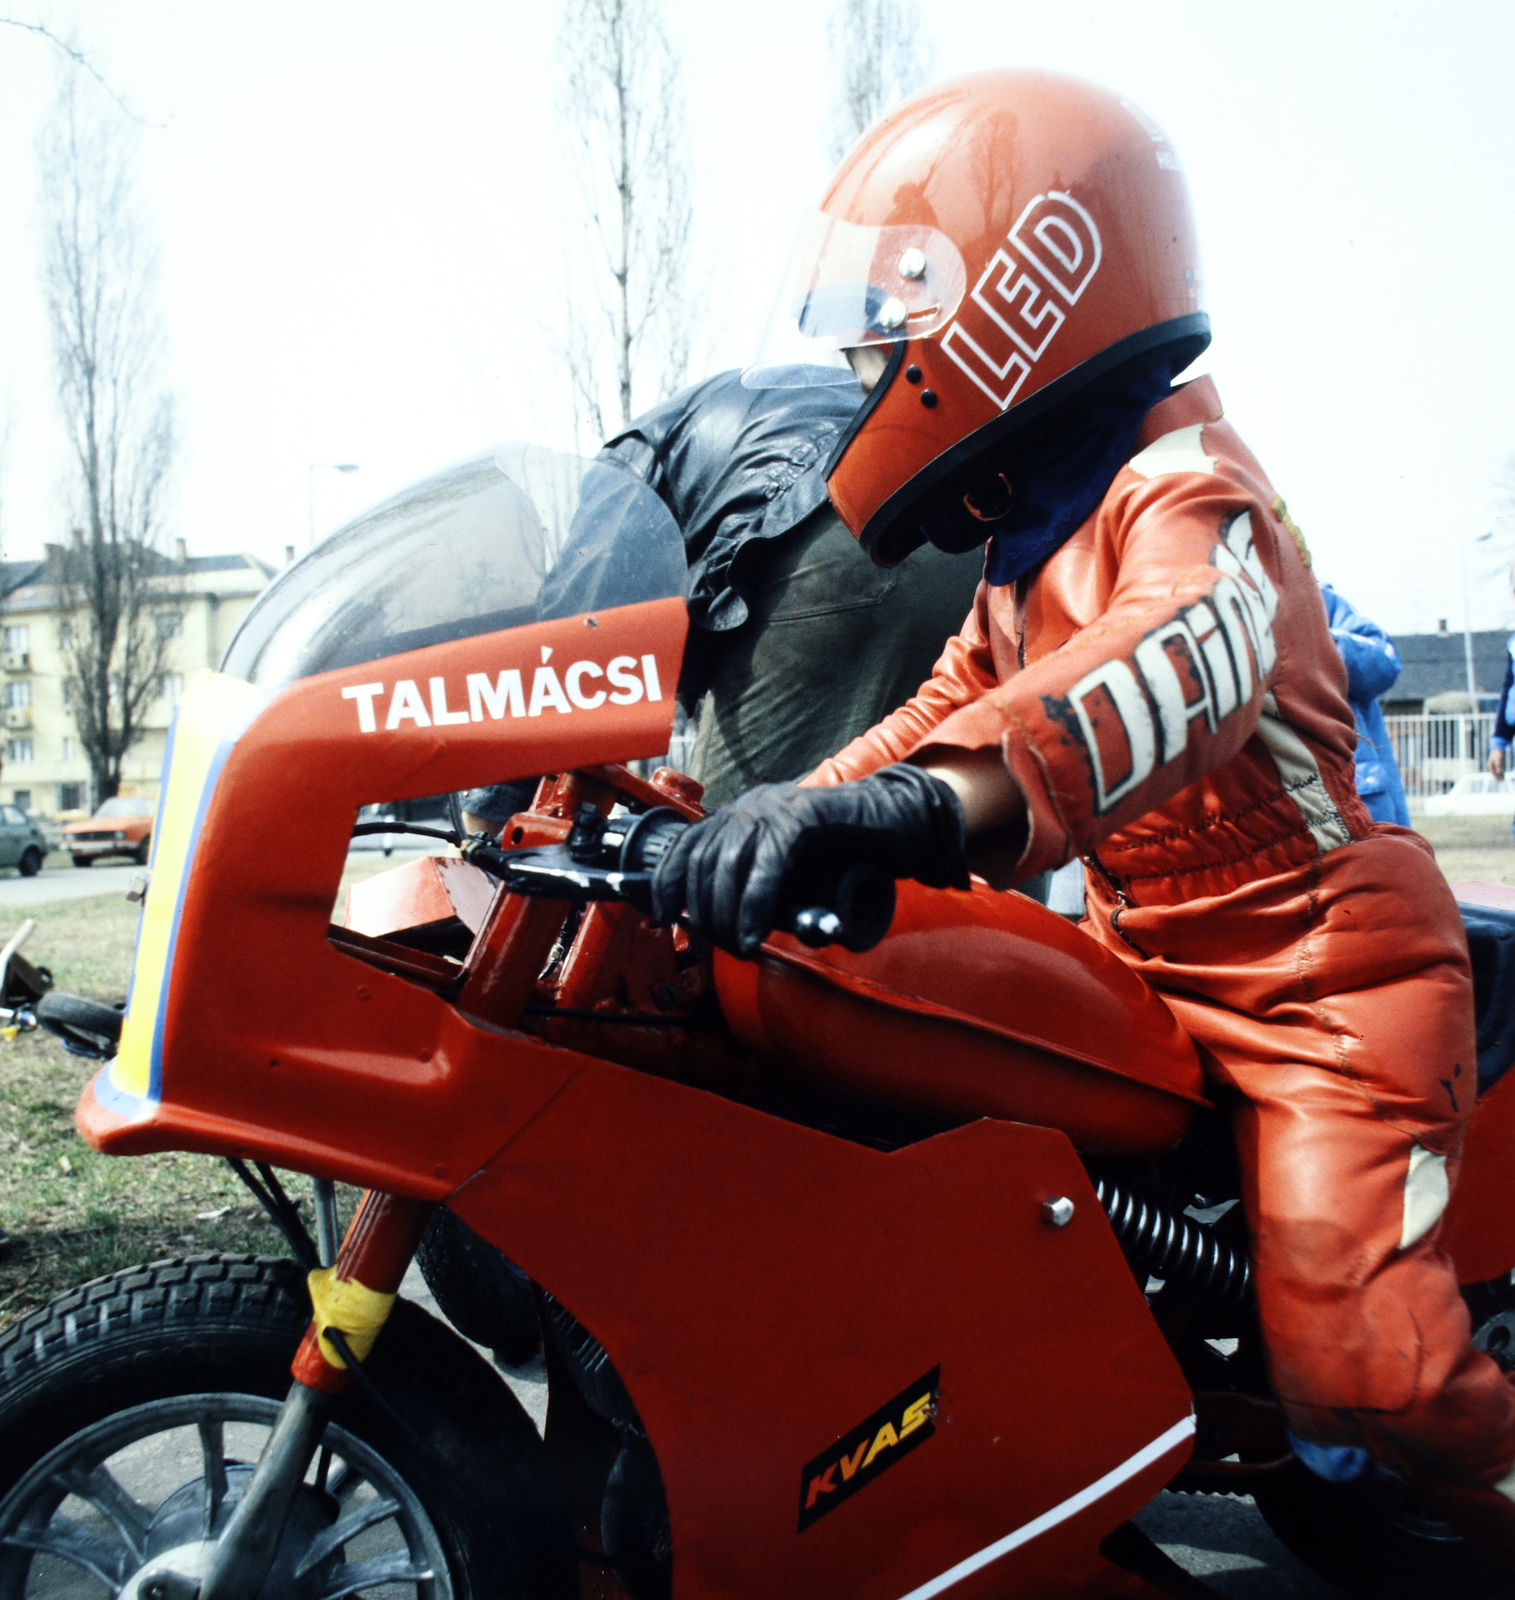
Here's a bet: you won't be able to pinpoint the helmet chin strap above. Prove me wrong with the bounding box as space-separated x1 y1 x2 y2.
962 473 1014 524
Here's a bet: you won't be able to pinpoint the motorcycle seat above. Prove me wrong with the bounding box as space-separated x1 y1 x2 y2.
1459 900 1515 1094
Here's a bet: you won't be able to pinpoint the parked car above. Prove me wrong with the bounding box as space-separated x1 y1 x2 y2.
1422 773 1515 816
0 805 49 877
61 796 156 867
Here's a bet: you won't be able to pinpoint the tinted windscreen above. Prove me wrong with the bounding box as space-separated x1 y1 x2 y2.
222 444 687 687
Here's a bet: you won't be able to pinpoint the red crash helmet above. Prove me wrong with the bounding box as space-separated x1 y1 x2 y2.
779 70 1210 564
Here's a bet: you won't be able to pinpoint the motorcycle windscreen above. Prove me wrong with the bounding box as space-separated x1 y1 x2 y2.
221 443 688 686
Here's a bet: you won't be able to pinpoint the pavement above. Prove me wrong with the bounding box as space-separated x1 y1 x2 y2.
1134 1493 1344 1596
0 859 143 909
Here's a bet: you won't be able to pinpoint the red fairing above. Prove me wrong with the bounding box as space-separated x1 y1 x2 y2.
77 598 686 1188
717 877 1205 1155
449 1062 1194 1600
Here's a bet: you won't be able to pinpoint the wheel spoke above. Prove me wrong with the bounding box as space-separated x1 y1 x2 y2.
295 1494 402 1577
304 1550 436 1599
199 1417 230 1537
52 1464 151 1561
2 1510 130 1588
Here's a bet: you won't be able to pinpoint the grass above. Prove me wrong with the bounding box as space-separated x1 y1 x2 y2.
0 854 415 1331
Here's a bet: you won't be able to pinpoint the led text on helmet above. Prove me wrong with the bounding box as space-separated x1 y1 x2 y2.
941 191 1103 411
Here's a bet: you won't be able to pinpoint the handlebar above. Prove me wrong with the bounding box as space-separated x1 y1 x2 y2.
460 804 895 953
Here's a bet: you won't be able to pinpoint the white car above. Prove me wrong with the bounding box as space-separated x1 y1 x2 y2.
1422 774 1515 816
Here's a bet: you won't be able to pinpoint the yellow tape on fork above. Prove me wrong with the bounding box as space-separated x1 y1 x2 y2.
306 1267 397 1369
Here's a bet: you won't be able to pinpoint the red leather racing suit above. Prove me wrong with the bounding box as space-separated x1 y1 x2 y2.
812 376 1515 1489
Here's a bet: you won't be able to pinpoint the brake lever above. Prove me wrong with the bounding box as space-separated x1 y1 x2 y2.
460 809 897 953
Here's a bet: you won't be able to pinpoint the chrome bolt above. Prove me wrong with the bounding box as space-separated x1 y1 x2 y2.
1042 1196 1075 1227
898 247 928 280
876 295 908 331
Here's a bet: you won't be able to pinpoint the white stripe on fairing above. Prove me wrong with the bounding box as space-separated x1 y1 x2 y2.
893 1414 1196 1600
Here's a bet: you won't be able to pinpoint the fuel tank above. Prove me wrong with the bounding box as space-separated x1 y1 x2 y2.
715 879 1206 1155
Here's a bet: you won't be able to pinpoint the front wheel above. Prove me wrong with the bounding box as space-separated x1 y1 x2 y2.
17 849 41 879
69 856 91 869
134 839 150 865
0 1255 563 1599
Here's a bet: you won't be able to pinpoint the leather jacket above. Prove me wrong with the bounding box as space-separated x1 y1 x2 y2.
597 368 862 634
811 377 1374 905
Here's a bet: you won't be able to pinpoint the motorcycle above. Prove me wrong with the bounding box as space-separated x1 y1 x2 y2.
3 443 1515 1600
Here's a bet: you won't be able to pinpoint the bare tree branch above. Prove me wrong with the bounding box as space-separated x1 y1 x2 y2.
37 67 178 804
556 0 694 444
827 0 934 162
0 16 154 125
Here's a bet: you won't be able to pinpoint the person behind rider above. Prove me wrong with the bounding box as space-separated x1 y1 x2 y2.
1320 583 1411 826
461 370 981 819
650 70 1515 1555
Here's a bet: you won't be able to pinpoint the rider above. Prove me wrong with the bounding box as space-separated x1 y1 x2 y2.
461 370 981 821
650 70 1515 1547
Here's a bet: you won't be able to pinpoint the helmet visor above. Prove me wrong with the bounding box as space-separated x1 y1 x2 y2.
745 212 967 389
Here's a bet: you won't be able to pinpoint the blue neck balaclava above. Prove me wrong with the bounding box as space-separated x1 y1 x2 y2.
968 354 1180 586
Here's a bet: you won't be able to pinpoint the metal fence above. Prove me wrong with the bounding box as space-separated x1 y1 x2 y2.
1383 713 1496 810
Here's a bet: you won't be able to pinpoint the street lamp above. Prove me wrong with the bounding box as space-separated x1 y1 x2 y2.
1462 529 1495 702
307 462 361 548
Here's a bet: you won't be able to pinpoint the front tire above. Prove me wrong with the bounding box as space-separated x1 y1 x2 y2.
69 856 91 869
17 850 41 879
0 1255 564 1599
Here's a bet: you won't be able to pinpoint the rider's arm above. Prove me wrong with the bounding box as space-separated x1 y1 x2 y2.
903 470 1289 881
805 580 999 784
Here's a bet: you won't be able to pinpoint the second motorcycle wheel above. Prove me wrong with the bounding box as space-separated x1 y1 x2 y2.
1252 1275 1515 1600
0 1254 571 1600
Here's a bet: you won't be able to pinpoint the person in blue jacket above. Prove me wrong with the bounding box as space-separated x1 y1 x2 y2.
1486 626 1515 825
1320 584 1411 826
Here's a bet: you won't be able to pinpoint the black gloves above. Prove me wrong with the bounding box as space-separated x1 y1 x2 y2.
649 763 970 957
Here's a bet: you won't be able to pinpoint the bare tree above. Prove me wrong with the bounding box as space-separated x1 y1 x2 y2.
38 69 178 804
0 16 147 122
557 0 694 445
827 0 934 161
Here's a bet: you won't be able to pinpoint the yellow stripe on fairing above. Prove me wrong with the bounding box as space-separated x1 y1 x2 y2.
110 672 265 1106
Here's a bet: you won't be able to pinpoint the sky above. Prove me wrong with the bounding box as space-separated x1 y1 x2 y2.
1 1 1513 639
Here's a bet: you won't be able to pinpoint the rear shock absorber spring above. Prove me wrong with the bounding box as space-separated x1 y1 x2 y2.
1092 1173 1252 1305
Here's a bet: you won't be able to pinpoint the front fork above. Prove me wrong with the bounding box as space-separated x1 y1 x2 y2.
193 1190 435 1600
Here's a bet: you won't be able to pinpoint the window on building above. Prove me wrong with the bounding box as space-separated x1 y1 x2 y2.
4 626 29 654
57 621 72 650
158 672 184 702
9 794 30 816
6 740 33 764
4 681 31 710
58 783 82 812
62 736 75 762
155 613 183 640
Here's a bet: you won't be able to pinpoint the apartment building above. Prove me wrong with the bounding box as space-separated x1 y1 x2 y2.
0 542 275 817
